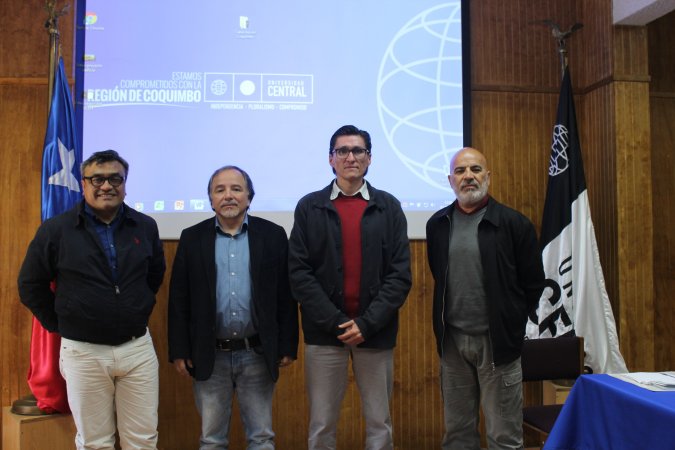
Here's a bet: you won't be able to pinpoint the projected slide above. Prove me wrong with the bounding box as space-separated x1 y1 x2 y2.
76 1 467 237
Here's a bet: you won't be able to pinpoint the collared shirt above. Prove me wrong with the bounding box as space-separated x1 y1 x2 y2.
330 179 371 201
214 214 255 339
84 203 123 282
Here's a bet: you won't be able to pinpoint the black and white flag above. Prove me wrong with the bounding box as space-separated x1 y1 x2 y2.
525 67 627 374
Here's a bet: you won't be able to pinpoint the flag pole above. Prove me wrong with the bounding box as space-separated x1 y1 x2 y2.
11 0 74 417
44 0 69 111
525 19 628 373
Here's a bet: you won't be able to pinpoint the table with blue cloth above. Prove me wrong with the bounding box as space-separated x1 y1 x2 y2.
544 374 675 450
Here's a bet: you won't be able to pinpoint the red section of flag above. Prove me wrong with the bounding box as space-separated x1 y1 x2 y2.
28 317 70 413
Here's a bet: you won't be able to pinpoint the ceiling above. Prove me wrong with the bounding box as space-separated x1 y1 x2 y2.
614 0 675 25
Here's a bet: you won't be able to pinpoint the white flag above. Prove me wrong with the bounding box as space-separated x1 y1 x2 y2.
525 67 627 374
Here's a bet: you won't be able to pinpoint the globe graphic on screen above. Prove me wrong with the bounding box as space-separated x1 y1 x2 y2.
210 79 228 97
377 2 464 192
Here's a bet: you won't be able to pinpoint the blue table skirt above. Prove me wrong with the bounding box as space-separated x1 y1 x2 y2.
544 374 675 450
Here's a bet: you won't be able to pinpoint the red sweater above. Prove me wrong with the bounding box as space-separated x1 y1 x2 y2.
333 194 368 318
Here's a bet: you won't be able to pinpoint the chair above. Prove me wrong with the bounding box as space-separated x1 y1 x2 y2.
521 336 585 442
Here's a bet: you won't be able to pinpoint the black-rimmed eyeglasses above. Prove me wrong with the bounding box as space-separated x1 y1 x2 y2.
83 175 125 187
331 146 370 159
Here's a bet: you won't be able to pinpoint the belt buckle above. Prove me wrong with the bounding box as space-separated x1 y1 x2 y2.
217 339 233 352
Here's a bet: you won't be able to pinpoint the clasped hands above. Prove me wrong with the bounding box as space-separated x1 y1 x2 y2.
338 319 365 346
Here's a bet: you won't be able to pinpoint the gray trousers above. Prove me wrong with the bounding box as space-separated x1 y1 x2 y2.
305 344 394 450
440 330 524 450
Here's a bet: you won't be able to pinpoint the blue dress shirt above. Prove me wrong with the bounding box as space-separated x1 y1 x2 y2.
84 203 122 283
214 215 255 339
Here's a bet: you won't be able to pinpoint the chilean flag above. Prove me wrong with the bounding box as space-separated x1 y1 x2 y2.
28 57 82 413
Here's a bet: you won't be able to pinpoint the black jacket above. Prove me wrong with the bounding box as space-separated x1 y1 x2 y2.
288 182 411 349
18 202 166 345
426 197 545 365
168 215 299 382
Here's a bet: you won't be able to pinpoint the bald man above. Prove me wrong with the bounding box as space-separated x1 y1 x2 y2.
426 148 545 450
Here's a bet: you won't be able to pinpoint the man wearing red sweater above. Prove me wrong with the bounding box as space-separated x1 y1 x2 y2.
289 125 412 450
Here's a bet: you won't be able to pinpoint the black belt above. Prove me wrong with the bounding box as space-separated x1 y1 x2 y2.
118 329 147 345
215 335 261 352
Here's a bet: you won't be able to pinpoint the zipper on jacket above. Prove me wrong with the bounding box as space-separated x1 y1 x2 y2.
489 333 496 370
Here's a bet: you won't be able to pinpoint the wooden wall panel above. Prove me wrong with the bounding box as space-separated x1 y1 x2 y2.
148 241 201 448
470 0 575 90
613 80 654 371
576 0 614 87
613 27 649 79
392 241 444 449
648 11 675 372
0 84 49 410
648 12 675 94
0 0 74 78
650 96 675 372
612 26 654 372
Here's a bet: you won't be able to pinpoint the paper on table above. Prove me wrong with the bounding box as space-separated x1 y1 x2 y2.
610 372 675 391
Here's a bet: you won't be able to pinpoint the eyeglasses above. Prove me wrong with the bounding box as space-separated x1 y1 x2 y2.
83 175 125 187
331 146 371 159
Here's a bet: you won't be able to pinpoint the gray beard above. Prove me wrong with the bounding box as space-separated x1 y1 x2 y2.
457 183 488 206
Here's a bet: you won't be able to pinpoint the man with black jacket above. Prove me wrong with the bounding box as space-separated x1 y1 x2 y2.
18 150 166 450
426 147 545 450
289 125 411 450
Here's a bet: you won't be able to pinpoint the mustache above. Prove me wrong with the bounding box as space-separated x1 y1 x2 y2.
461 180 479 188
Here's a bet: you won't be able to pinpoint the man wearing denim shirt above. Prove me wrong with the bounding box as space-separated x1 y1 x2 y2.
169 165 298 449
